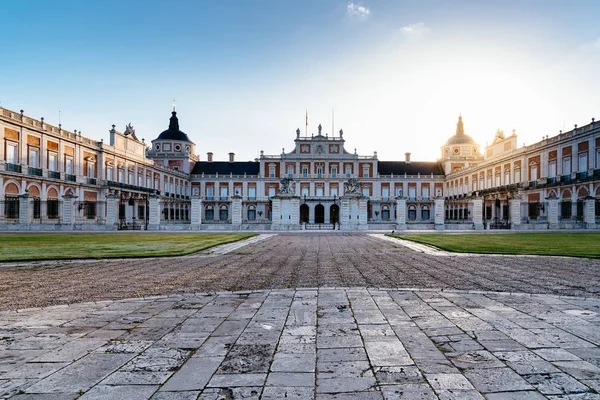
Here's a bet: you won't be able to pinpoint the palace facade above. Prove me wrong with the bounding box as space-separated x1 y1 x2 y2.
1 105 598 231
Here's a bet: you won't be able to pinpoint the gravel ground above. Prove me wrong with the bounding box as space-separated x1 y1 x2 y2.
1 233 599 310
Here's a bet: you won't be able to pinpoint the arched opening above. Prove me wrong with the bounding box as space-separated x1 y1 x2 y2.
330 204 339 224
315 204 325 224
300 204 309 223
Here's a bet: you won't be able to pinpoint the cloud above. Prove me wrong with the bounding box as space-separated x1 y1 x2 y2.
347 2 370 18
401 22 430 37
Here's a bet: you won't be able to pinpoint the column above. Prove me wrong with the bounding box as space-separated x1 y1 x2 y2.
62 192 77 228
395 197 406 230
471 197 484 230
434 197 445 230
190 195 202 230
546 196 559 227
105 193 118 229
147 194 161 230
18 193 30 227
584 196 596 229
231 195 242 228
510 195 521 228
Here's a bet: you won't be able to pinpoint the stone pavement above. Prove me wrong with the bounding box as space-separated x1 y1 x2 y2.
1 288 600 399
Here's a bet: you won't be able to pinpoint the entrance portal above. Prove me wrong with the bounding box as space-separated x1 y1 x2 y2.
315 204 325 224
330 204 339 224
300 204 309 223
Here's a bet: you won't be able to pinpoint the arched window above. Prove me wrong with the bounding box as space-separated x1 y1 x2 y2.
247 205 256 221
421 205 430 221
205 205 214 221
219 205 229 221
381 205 390 221
408 205 417 221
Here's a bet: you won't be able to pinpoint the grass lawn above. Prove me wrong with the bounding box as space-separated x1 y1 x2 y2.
391 232 600 258
0 233 256 261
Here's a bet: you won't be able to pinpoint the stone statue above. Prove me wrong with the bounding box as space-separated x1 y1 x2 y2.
124 123 139 141
345 178 362 194
318 124 322 135
296 128 300 138
279 177 293 194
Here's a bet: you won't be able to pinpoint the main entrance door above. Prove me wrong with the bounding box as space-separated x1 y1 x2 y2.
300 204 309 223
330 204 339 224
315 204 325 223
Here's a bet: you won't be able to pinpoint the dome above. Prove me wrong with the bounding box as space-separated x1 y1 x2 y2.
445 115 476 145
156 111 193 143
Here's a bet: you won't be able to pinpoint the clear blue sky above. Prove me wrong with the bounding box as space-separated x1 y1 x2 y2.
1 0 599 161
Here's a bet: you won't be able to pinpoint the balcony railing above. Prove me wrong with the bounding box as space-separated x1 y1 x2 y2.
65 174 77 182
28 167 43 176
88 177 97 185
48 170 60 179
5 163 21 173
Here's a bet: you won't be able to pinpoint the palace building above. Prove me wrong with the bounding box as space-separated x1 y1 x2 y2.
1 105 598 231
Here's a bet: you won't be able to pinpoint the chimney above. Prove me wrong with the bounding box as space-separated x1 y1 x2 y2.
207 152 213 162
229 152 235 163
405 152 411 164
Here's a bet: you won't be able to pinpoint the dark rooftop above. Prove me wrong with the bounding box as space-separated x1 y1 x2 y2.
191 161 260 175
377 161 444 176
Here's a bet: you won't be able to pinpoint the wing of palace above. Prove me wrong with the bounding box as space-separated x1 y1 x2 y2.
1 106 598 231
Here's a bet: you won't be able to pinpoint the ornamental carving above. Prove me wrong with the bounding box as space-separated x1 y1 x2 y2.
345 178 362 194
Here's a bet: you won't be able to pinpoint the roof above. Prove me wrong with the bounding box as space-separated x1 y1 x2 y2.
377 161 444 176
156 111 193 143
445 115 476 146
191 161 260 175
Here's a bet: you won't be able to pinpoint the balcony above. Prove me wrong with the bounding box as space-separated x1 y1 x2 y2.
65 174 77 182
48 170 60 179
5 163 21 173
28 166 43 176
88 177 97 185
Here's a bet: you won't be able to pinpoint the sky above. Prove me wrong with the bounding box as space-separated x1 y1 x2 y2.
1 0 599 162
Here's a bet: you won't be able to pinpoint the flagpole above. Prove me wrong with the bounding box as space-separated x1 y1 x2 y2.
305 109 308 136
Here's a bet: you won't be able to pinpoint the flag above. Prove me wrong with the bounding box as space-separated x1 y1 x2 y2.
305 109 308 127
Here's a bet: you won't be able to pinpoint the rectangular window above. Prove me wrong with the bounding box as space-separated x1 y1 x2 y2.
495 175 501 187
138 175 143 186
331 167 337 177
579 153 588 172
362 187 369 197
408 187 416 200
48 153 57 171
302 167 308 177
317 167 322 177
530 165 538 181
269 166 276 178
331 187 338 197
268 186 276 197
287 166 293 177
29 148 39 167
118 169 124 183
421 187 429 199
146 177 151 188
382 187 389 199
345 165 352 177
362 167 369 177
563 157 571 175
548 161 556 178
220 187 228 199
316 187 323 197
128 172 134 184
87 163 95 178
248 187 256 199
504 171 510 185
514 169 521 183
301 187 309 196
65 158 73 174
206 186 214 199
6 143 18 163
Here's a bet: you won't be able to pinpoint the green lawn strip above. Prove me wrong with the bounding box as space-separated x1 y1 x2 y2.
390 233 600 258
0 233 256 261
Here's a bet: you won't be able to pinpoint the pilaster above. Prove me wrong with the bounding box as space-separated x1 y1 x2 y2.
190 195 202 230
510 195 521 228
231 195 242 228
584 196 596 229
471 197 484 230
147 194 161 230
434 197 445 230
395 197 406 230
105 194 118 229
18 193 30 226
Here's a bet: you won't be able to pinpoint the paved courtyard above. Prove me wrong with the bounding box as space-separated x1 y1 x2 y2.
1 233 600 399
